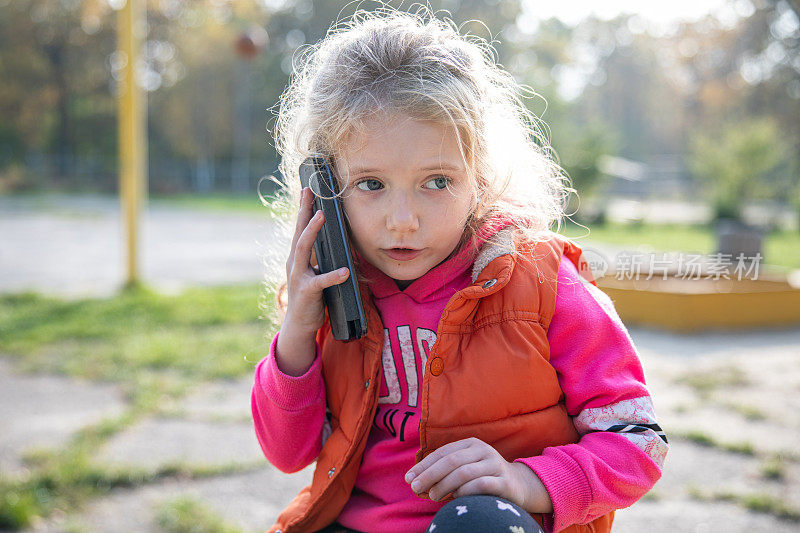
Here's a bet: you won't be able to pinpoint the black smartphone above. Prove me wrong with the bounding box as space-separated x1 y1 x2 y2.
298 156 367 341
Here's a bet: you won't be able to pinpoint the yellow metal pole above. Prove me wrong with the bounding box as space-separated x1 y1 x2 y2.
117 0 148 288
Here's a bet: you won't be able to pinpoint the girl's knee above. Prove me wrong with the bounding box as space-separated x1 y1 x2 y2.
427 495 544 533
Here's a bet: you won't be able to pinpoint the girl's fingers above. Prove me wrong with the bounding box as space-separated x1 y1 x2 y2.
406 438 475 483
292 209 325 275
291 211 349 289
311 267 350 291
444 474 503 500
286 189 308 275
409 444 485 495
289 188 314 257
427 462 493 501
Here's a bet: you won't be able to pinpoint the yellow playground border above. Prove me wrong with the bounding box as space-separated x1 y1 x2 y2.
597 272 800 333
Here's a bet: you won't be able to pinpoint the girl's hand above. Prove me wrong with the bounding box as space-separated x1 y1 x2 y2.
276 187 350 376
405 437 553 514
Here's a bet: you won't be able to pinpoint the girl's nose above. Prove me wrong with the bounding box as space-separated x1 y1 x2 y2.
386 195 419 233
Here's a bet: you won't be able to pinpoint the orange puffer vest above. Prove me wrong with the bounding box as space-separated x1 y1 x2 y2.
270 232 614 533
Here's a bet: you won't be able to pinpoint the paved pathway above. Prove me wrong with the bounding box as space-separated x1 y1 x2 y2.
0 195 288 297
0 359 126 476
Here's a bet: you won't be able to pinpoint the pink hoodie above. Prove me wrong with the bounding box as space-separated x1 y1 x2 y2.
252 224 667 532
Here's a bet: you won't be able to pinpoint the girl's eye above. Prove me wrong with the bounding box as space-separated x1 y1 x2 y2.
424 176 450 190
356 179 383 191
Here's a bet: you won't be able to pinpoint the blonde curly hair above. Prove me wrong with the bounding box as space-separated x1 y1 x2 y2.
269 5 571 264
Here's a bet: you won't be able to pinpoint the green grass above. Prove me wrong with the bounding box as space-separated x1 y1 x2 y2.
675 366 750 398
723 402 768 422
680 430 756 456
560 221 800 270
0 411 135 528
562 221 716 254
157 497 246 533
738 493 800 521
0 284 275 383
682 430 716 447
689 487 800 522
150 193 276 215
761 456 787 481
764 230 800 271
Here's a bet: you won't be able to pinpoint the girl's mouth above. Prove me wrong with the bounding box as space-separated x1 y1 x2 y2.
383 248 422 261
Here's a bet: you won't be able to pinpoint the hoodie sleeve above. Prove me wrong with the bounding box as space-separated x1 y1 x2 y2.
514 256 668 533
250 332 327 473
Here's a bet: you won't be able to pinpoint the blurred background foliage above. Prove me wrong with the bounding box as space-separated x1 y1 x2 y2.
0 0 798 227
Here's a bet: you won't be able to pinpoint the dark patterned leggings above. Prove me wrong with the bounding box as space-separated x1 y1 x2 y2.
317 495 545 533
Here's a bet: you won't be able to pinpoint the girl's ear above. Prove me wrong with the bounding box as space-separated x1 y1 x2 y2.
276 282 288 317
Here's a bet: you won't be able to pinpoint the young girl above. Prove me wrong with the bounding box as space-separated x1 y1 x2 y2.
251 8 668 533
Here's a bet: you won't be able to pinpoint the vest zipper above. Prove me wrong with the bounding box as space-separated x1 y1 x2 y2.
417 291 484 461
283 352 382 532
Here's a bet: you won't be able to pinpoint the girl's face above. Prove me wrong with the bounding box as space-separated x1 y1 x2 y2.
336 114 474 289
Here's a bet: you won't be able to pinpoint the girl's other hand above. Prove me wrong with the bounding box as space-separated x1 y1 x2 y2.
276 187 350 376
404 437 553 514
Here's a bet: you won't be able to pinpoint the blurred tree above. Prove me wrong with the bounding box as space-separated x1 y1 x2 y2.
689 117 794 222
558 122 617 196
668 0 800 154
0 0 115 182
504 17 574 134
574 15 685 160
141 0 528 191
515 17 618 200
146 1 242 191
260 1 525 112
503 16 632 204
2 0 796 202
737 0 800 154
669 1 800 225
